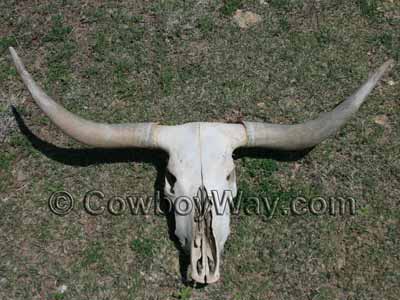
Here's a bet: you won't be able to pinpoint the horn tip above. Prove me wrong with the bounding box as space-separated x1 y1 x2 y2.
369 58 395 83
380 59 395 75
9 47 19 64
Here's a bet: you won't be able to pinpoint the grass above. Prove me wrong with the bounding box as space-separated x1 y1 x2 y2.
130 238 155 259
0 0 399 299
174 287 192 299
43 15 73 43
357 0 380 19
197 15 215 34
221 0 243 16
0 36 17 53
81 241 104 268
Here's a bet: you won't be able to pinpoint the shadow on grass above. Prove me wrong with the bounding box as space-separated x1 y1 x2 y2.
12 106 192 283
12 106 167 167
234 145 312 162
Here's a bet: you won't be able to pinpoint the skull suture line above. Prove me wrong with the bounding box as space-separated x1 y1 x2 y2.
9 47 393 284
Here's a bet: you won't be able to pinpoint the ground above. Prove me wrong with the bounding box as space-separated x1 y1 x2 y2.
0 0 399 299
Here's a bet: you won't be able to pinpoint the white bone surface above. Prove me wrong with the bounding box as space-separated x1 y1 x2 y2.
157 123 247 283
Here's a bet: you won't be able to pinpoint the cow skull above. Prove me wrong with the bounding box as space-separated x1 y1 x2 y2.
9 47 393 284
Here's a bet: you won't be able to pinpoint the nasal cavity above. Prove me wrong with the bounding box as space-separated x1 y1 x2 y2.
194 185 211 221
190 190 220 284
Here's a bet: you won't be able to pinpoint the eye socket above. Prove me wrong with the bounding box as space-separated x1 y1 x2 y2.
226 169 235 182
165 170 177 194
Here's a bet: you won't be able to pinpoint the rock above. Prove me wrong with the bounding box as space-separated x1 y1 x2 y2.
337 257 345 269
57 284 67 294
374 115 389 127
233 10 262 29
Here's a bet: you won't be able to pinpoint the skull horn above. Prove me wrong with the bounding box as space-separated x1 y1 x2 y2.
243 59 394 150
10 47 158 149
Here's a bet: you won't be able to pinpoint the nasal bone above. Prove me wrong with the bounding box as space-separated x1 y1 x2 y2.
190 185 220 284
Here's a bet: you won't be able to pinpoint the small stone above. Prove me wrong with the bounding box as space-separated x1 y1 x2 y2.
337 258 345 270
388 80 395 86
233 10 262 29
0 277 8 285
57 284 67 294
374 115 389 127
256 102 265 108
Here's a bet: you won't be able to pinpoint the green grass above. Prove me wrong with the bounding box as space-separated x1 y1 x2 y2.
130 238 155 259
1 0 399 299
221 0 243 16
82 241 104 268
174 287 192 299
197 15 215 35
0 151 15 171
0 152 16 192
269 0 292 11
53 293 65 300
43 15 73 43
0 35 17 53
357 0 380 19
160 66 176 96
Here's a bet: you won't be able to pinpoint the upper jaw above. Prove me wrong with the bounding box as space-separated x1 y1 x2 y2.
190 193 220 284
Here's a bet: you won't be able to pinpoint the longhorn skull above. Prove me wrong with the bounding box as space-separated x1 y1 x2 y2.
9 47 393 284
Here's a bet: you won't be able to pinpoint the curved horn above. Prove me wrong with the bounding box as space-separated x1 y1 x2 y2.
10 47 159 148
242 59 394 150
